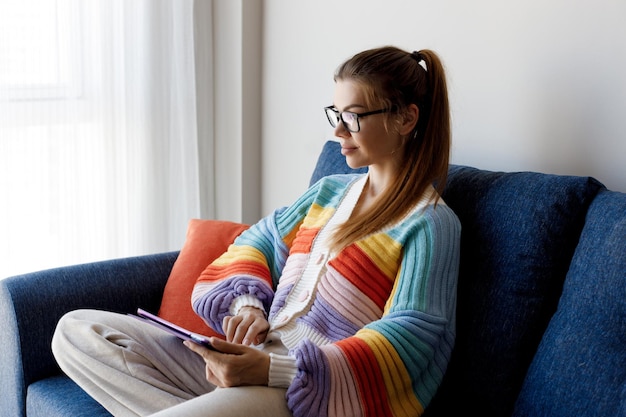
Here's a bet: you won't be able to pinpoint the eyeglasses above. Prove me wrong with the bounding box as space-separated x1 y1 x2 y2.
324 106 390 133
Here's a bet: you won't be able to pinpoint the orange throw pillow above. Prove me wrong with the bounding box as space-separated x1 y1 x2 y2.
158 219 250 337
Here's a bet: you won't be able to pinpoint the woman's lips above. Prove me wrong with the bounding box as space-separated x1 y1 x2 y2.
341 145 358 155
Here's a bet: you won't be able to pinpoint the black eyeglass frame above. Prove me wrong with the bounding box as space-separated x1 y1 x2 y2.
324 106 391 133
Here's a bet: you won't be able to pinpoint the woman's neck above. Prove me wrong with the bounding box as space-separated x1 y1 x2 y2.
352 168 393 218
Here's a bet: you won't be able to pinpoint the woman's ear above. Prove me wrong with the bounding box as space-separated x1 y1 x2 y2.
399 104 419 136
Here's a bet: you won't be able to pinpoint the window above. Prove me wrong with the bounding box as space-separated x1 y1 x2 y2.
0 0 83 102
1 0 210 279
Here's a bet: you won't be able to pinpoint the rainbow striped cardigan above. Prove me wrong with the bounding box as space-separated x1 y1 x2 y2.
192 174 461 417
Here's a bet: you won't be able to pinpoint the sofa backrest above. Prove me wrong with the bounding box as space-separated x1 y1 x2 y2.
311 140 606 416
513 189 626 417
429 165 603 416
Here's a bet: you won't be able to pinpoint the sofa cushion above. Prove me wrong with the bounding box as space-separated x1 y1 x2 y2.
157 219 250 336
425 166 603 416
27 375 111 417
513 189 626 417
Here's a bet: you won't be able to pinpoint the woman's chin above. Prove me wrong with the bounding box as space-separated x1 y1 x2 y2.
345 158 366 170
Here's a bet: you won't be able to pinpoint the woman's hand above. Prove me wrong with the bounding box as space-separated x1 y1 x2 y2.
183 337 270 387
222 306 269 345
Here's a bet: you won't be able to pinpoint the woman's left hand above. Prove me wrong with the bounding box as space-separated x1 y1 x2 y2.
183 337 270 387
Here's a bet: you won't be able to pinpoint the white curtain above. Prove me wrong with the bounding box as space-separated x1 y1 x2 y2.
0 0 214 278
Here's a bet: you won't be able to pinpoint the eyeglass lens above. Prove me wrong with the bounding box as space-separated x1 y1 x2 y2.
325 108 359 132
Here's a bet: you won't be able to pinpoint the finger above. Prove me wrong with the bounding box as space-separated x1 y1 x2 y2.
242 320 268 345
231 317 253 344
253 327 269 345
245 317 271 345
183 340 217 358
222 315 241 342
209 337 247 355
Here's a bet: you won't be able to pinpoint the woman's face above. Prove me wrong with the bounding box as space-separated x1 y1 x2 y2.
331 79 404 171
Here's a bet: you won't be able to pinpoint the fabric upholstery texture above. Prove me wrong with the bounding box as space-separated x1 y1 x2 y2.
425 166 604 416
0 252 177 417
157 219 250 336
26 376 110 417
513 189 626 417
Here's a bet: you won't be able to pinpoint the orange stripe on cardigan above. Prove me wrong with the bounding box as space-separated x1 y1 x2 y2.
197 260 272 287
329 244 394 310
336 337 393 417
289 227 319 255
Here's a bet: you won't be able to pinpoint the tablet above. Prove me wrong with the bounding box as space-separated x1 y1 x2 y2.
130 308 215 350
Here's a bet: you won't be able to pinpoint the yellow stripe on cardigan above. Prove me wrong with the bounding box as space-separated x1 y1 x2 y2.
282 219 303 248
355 233 403 282
301 203 335 229
358 328 425 417
210 244 268 266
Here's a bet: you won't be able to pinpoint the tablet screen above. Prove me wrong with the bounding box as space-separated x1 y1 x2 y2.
130 308 215 350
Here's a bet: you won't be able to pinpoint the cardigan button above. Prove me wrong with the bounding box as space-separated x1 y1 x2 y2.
315 253 326 264
297 290 309 302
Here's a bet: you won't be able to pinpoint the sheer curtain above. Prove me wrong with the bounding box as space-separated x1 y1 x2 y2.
0 0 213 278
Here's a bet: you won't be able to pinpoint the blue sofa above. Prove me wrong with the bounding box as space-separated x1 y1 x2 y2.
2 140 624 417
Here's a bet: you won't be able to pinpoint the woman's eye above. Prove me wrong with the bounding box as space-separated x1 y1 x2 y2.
343 112 357 122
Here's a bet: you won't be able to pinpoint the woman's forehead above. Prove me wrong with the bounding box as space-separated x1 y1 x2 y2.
333 79 370 109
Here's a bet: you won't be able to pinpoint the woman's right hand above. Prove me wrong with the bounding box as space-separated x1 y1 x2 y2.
222 306 269 346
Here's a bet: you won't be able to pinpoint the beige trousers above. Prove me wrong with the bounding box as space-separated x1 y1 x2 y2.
51 309 292 417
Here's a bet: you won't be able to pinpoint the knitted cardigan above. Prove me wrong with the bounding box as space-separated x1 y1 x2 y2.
192 174 461 417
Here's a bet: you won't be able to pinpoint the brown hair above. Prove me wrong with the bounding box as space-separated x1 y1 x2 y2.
330 46 451 251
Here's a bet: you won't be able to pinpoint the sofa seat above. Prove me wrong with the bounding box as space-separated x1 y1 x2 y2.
26 376 109 417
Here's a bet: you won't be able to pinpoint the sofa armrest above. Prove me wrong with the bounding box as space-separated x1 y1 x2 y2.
0 251 178 417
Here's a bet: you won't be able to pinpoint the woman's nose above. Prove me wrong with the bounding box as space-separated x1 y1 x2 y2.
334 120 350 138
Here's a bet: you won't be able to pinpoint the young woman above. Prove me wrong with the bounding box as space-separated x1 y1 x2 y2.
52 45 461 417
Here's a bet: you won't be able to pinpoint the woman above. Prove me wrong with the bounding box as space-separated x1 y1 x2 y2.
52 45 461 417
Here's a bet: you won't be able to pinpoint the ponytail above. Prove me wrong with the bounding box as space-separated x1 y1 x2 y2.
330 46 451 252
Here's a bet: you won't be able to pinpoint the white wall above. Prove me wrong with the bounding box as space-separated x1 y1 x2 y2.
259 0 626 216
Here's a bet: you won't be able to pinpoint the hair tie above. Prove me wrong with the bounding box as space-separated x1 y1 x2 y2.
411 51 427 71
